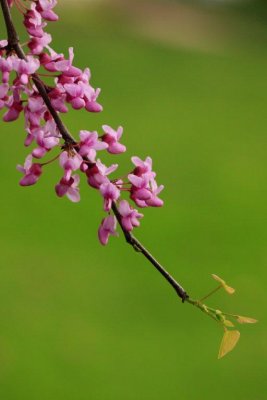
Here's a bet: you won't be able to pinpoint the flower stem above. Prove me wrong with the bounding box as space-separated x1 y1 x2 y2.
198 285 222 302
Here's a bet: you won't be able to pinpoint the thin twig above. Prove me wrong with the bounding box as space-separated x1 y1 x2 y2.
112 202 188 301
198 285 221 303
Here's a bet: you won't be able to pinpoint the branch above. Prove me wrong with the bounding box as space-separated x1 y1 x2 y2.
112 202 188 301
0 0 189 302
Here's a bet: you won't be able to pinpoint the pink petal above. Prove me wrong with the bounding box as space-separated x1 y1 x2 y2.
66 187 80 202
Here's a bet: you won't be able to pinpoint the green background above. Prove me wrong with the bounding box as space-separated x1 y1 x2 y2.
0 1 266 399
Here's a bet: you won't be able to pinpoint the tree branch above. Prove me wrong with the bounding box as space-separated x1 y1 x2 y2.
0 0 189 302
112 202 188 301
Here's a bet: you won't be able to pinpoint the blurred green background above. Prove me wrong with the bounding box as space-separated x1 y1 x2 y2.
0 0 266 398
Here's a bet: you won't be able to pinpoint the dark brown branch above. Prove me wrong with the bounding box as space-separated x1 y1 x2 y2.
0 0 189 302
112 202 188 301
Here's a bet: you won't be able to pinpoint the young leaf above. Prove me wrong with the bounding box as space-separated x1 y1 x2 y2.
218 330 240 359
224 320 235 327
236 316 258 324
212 274 235 294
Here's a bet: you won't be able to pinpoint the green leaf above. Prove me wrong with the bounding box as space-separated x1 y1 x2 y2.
212 274 235 294
218 330 240 359
235 315 258 324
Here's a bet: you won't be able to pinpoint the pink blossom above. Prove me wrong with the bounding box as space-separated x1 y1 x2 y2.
3 94 23 122
128 156 164 207
0 56 13 83
98 215 118 246
36 0 58 22
55 174 80 202
128 174 152 206
24 3 46 38
0 83 9 109
42 47 81 77
28 94 45 113
24 94 46 131
145 178 164 207
131 156 153 177
129 174 164 208
12 56 40 85
42 60 103 113
17 155 42 186
28 32 52 55
118 200 143 231
102 125 126 154
99 181 120 212
84 87 102 113
32 120 60 158
64 83 85 109
86 160 118 189
48 86 68 113
79 130 107 161
59 150 82 180
78 68 103 112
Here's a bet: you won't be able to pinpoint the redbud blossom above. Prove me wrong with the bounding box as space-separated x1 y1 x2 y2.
131 156 153 176
55 175 80 203
86 160 118 189
36 0 58 22
17 155 42 186
12 56 40 85
100 182 120 212
98 215 118 245
118 200 143 232
59 151 82 180
79 130 108 161
28 32 52 54
102 125 126 154
24 3 46 38
0 56 13 83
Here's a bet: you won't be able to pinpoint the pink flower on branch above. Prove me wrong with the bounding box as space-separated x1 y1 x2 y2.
24 94 46 135
99 181 120 212
0 56 13 83
132 156 153 177
102 124 126 154
146 178 164 207
3 88 23 122
12 56 40 85
17 155 42 186
118 200 143 232
86 160 118 189
78 130 107 161
28 32 52 55
32 120 61 158
36 0 58 22
41 47 81 77
55 174 80 203
24 3 46 38
0 83 9 109
128 156 164 208
59 150 82 180
98 215 118 246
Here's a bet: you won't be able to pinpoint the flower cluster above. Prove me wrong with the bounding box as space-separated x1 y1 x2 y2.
1 0 164 245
